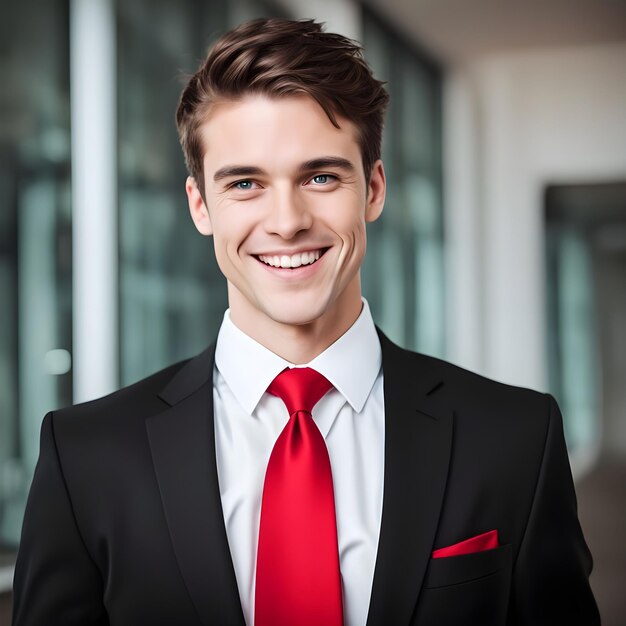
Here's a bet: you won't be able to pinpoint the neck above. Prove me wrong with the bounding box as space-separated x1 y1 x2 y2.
228 282 363 364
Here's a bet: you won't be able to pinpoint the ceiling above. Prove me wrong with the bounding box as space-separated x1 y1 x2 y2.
365 0 626 64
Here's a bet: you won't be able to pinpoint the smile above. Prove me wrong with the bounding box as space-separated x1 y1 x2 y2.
257 249 325 269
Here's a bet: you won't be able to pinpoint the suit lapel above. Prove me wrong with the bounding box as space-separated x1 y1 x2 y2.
367 330 454 626
146 345 245 626
144 331 452 626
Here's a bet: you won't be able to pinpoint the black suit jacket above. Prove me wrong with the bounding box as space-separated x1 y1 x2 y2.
12 330 599 625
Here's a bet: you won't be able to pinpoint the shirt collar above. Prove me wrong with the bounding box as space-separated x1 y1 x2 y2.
214 299 382 415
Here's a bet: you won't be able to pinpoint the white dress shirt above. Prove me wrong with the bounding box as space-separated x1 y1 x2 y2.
213 299 385 626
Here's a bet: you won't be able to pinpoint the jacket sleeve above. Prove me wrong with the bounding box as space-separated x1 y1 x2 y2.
507 394 600 625
12 412 108 626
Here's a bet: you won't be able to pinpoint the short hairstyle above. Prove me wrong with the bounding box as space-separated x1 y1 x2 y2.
176 18 389 197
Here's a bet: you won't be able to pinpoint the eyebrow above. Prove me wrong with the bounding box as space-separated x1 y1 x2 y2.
299 157 355 173
213 165 265 182
212 156 356 182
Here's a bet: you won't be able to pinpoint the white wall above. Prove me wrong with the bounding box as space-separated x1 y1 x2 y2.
445 43 626 391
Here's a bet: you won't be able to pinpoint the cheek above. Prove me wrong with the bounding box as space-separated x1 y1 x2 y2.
339 216 366 249
330 219 367 272
211 214 256 258
209 236 230 275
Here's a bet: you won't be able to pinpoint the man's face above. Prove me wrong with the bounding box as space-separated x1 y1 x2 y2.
186 94 385 338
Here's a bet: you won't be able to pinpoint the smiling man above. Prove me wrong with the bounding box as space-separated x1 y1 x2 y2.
13 17 599 626
185 94 384 364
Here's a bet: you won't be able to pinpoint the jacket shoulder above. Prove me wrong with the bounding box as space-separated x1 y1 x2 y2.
380 329 550 412
40 353 215 487
50 354 202 437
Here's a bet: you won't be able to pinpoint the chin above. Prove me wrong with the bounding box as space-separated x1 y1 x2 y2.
270 310 327 328
263 298 333 328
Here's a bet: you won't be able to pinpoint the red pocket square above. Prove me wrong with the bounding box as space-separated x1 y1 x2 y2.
431 529 499 559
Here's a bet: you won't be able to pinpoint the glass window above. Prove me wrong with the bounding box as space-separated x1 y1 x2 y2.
362 9 445 356
0 0 72 549
117 0 231 386
547 225 598 450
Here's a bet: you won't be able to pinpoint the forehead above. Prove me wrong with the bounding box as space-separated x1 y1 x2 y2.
199 94 361 171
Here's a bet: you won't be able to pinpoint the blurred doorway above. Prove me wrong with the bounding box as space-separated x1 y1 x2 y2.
546 180 626 626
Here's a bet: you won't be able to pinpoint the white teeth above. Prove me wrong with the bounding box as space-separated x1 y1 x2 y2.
258 250 323 268
290 254 302 268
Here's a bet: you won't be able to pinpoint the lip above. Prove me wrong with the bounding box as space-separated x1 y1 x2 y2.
254 246 327 258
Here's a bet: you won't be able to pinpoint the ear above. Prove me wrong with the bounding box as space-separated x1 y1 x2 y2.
186 176 213 235
365 159 386 223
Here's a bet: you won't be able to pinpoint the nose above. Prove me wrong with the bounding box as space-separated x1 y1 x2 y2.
264 185 313 239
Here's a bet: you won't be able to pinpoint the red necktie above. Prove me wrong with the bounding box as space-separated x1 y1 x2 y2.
255 367 344 626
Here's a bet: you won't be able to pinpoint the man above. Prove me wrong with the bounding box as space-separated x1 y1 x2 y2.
13 17 599 626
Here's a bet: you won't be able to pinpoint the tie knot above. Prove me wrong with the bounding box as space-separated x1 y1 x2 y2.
267 367 333 416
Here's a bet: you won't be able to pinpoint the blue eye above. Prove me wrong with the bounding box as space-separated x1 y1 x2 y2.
235 180 253 190
312 174 334 184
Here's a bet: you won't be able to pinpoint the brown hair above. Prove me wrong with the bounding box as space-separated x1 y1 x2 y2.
176 18 389 197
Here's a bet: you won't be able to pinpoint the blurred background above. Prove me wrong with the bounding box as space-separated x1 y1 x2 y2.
0 0 624 623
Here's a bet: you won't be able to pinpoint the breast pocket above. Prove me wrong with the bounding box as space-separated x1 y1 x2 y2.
412 544 512 626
